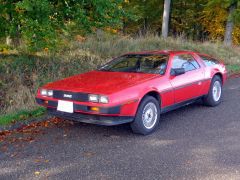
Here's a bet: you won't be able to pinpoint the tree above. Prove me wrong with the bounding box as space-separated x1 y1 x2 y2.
0 0 129 51
161 0 171 38
206 0 240 46
224 1 238 46
0 0 21 46
122 0 164 35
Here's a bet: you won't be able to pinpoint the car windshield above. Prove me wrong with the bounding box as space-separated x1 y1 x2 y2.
98 54 169 75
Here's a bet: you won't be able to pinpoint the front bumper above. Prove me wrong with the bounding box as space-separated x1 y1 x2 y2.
36 98 121 114
48 108 134 126
36 98 134 126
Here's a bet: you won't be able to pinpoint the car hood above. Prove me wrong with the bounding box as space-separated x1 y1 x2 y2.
43 70 160 94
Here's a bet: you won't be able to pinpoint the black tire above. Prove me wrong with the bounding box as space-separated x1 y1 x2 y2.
131 96 160 135
203 75 222 107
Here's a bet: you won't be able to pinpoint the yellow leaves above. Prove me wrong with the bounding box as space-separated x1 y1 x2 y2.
201 5 240 45
43 47 49 52
34 171 40 176
75 35 86 42
34 159 41 163
111 29 118 34
233 26 240 45
34 159 50 163
83 151 96 158
49 15 55 20
201 6 227 40
2 48 9 55
15 8 25 14
104 27 118 34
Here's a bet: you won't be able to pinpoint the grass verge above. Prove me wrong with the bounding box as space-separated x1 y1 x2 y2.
0 107 46 126
227 64 240 74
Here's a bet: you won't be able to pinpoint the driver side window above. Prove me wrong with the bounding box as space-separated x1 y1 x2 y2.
172 54 200 72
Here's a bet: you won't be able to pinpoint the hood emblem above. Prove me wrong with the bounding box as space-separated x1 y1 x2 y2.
63 94 72 98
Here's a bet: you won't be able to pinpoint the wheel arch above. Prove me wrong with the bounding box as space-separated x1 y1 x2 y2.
139 91 161 107
213 72 223 83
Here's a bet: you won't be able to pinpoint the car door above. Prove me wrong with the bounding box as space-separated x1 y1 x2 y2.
169 53 205 103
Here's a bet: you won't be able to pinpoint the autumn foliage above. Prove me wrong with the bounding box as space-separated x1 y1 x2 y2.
0 0 240 51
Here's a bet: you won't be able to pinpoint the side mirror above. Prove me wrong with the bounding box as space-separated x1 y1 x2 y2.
171 68 185 76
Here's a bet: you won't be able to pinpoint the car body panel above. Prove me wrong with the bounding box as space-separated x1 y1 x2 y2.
42 71 159 95
36 50 227 125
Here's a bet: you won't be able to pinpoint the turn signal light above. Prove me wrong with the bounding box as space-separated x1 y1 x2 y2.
90 107 100 112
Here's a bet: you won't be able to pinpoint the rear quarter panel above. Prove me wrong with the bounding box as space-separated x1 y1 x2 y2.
195 53 227 95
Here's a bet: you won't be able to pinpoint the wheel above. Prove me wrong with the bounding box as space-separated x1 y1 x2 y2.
131 96 160 135
203 75 222 107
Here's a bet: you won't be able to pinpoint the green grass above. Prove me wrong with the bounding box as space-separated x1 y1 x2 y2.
227 64 240 74
0 107 46 126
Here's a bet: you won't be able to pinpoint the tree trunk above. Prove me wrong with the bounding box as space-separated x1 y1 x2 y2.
6 36 12 46
161 0 171 38
224 3 237 46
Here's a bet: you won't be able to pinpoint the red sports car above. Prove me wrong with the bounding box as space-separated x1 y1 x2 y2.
36 50 227 135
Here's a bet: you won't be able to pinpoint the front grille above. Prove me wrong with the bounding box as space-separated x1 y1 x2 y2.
53 90 89 102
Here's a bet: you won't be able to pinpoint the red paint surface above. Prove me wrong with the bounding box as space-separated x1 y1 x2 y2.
43 71 159 95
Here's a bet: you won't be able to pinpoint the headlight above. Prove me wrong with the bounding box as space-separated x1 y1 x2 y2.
47 90 53 96
88 94 109 103
89 94 99 102
40 89 48 96
99 96 109 103
40 89 53 97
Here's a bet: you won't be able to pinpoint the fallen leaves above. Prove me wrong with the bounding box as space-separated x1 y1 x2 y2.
10 152 17 157
34 158 50 163
34 159 41 163
0 130 10 136
34 171 40 175
0 117 74 156
83 151 96 158
0 117 60 143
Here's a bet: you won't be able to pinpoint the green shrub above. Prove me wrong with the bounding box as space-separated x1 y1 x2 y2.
0 44 11 52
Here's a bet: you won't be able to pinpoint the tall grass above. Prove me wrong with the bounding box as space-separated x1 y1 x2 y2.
0 33 240 115
76 34 240 65
0 52 102 114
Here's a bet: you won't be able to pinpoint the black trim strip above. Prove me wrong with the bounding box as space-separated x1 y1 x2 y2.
48 100 58 107
36 98 44 105
161 95 203 114
100 106 121 114
52 90 89 102
160 78 211 94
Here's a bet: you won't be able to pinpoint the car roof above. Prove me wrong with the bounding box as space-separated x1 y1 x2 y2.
124 50 198 55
